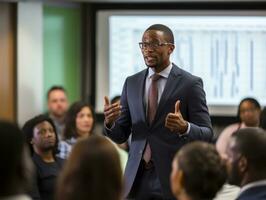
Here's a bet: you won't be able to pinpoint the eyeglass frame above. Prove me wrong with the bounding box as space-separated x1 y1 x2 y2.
138 42 174 49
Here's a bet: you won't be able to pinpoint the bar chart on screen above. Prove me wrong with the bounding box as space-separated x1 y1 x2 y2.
109 15 266 107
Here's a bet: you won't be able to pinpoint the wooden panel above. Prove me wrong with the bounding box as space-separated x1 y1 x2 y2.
0 3 16 122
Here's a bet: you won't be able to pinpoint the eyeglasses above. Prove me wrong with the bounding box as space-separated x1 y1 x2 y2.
139 42 173 49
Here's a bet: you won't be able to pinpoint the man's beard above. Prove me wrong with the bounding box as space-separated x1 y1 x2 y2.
41 141 56 152
52 110 66 119
228 161 242 186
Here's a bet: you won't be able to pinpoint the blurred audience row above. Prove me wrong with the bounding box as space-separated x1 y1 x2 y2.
1 85 266 200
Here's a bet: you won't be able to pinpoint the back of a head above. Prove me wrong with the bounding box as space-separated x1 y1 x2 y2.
145 24 174 44
260 107 266 130
111 95 121 104
177 142 227 200
0 121 30 197
56 135 122 200
232 127 266 173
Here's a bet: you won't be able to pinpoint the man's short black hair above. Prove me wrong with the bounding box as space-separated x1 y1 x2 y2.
232 127 266 172
176 142 226 200
145 24 174 44
111 95 121 104
47 85 67 100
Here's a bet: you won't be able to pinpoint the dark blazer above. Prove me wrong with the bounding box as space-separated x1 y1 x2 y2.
236 185 266 200
105 64 213 199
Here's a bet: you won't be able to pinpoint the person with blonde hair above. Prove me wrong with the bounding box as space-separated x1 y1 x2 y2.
56 135 123 200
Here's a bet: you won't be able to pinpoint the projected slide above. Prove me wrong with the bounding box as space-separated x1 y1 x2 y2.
109 16 266 106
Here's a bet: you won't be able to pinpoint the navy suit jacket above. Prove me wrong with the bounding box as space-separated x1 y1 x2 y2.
105 64 213 199
236 185 266 200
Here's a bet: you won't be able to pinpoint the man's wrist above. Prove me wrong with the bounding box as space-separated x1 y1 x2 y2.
179 121 189 135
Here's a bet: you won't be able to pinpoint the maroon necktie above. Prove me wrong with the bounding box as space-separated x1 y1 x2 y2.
143 73 161 163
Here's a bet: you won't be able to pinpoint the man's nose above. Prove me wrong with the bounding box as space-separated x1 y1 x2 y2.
46 130 54 137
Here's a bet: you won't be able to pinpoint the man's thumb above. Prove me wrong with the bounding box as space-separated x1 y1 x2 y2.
175 100 180 113
104 96 110 106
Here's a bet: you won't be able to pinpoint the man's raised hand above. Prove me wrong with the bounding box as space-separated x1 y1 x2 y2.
165 100 188 134
104 96 122 127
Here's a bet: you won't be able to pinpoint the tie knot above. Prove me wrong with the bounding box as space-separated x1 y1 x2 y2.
151 73 161 81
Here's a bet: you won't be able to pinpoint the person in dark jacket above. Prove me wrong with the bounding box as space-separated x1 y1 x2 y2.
22 115 64 200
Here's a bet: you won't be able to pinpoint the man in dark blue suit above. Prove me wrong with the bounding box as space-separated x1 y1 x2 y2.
226 128 266 200
104 24 213 200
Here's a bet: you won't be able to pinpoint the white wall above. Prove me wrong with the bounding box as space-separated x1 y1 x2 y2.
17 2 43 126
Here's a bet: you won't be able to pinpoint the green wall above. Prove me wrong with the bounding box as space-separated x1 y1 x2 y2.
43 5 81 109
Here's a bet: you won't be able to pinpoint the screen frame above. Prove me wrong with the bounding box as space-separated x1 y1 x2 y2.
95 9 266 116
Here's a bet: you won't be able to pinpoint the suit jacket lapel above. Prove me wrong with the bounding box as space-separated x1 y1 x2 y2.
137 69 148 125
154 64 182 123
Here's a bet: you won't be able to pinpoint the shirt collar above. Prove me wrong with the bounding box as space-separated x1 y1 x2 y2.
148 62 173 79
237 180 266 198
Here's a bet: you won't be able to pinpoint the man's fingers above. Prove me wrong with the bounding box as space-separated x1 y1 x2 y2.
104 96 110 106
165 123 176 132
175 100 180 114
166 121 178 127
166 118 181 124
104 103 120 112
167 113 180 119
104 105 121 115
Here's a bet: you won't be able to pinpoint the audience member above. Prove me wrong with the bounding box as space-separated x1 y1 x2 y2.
22 115 64 200
170 141 226 200
226 127 266 200
260 107 266 130
216 97 261 157
57 101 95 159
56 135 123 200
47 86 69 139
0 121 33 200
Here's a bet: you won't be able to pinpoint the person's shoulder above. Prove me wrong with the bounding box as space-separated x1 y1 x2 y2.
55 156 65 167
224 123 241 131
32 153 42 165
237 185 266 200
127 68 147 80
219 123 241 137
172 64 201 82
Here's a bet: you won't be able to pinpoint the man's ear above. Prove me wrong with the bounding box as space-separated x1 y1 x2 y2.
178 170 184 185
168 44 175 55
239 156 248 173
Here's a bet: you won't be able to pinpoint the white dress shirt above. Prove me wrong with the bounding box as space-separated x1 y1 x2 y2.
144 63 190 134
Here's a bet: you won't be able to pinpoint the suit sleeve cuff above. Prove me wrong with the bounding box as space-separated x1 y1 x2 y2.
104 122 115 130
